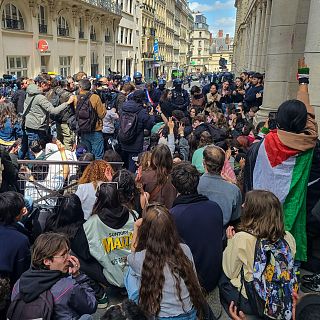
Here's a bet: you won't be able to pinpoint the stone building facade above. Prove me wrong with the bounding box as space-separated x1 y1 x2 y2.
1 0 122 78
233 0 320 122
190 12 211 72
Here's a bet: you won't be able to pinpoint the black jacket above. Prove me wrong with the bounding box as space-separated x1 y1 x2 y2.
120 99 155 153
171 194 223 292
12 90 26 114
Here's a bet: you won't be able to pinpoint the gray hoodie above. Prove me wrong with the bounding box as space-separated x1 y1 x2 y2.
23 84 69 131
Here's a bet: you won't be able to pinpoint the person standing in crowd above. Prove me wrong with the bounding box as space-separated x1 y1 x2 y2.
126 204 207 320
171 163 223 295
171 79 190 115
115 83 135 115
240 72 251 91
198 145 242 226
159 89 174 118
119 90 155 172
190 86 205 110
55 77 76 151
77 79 106 160
11 78 30 114
244 59 318 262
219 81 232 111
232 77 245 106
133 72 145 90
0 102 23 149
243 73 263 111
20 78 74 159
8 232 97 319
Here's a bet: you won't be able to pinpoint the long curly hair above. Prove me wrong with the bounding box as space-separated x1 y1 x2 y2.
150 144 173 186
135 204 205 317
78 160 113 189
0 102 18 128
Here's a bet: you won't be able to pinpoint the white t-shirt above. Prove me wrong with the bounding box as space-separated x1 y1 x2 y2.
75 182 97 220
24 144 76 207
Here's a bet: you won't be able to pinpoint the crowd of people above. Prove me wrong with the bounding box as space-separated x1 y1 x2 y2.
0 57 320 320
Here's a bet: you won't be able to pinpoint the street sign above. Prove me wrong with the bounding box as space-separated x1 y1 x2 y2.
191 61 196 65
153 39 159 54
38 39 49 52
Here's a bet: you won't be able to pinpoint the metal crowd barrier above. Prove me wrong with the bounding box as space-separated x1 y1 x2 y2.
17 160 124 208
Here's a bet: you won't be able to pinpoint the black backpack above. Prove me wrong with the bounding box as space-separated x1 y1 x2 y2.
75 93 97 133
7 290 54 320
118 110 139 144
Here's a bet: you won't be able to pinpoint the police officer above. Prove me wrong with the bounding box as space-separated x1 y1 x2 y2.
171 78 190 115
151 79 166 105
133 71 145 90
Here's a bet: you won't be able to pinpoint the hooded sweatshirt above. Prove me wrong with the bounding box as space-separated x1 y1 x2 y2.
83 207 135 287
12 268 97 319
23 84 69 131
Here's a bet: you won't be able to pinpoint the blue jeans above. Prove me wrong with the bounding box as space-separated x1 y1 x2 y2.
157 309 197 320
80 131 104 160
19 129 47 159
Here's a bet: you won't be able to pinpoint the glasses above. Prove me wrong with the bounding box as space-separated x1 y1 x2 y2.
52 249 71 259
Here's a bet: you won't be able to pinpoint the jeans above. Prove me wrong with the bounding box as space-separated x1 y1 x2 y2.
19 129 48 159
122 151 138 173
157 309 197 320
80 131 104 160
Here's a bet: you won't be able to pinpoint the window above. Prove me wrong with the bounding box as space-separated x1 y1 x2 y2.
59 56 71 77
79 56 85 72
7 56 28 77
129 29 132 45
120 27 124 43
2 3 24 30
199 31 202 37
38 5 47 33
79 18 84 38
105 28 111 42
57 16 69 37
90 25 96 41
105 56 112 75
124 28 128 44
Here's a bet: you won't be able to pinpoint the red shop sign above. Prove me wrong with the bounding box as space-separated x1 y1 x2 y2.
38 39 49 52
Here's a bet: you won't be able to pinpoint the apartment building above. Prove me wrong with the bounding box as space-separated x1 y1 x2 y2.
0 0 122 78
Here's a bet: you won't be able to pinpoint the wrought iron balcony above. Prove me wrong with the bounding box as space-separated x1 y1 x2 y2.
81 0 122 16
4 19 23 30
39 24 47 34
57 27 69 37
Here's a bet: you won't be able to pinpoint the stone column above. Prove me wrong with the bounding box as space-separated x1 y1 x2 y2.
256 0 301 121
304 0 320 124
248 12 256 70
260 0 272 72
257 1 267 72
251 4 262 71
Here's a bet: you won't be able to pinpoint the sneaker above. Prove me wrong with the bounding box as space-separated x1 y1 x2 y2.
302 273 320 283
97 293 109 309
301 281 320 293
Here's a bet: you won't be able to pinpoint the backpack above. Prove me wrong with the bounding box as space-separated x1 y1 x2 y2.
7 290 54 320
118 110 139 144
106 91 119 110
75 93 97 133
241 238 298 319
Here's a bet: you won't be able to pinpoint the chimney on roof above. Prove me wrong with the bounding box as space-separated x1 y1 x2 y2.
225 34 230 44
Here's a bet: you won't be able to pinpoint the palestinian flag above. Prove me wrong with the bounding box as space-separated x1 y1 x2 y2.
253 131 313 261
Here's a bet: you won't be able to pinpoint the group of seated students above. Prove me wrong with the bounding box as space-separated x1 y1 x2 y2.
0 141 319 320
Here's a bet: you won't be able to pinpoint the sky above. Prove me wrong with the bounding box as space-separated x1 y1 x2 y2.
189 0 236 37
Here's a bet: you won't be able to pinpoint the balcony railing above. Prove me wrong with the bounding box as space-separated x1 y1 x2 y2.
81 0 122 16
4 18 23 30
90 33 96 41
57 27 69 37
79 31 84 39
39 24 47 34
